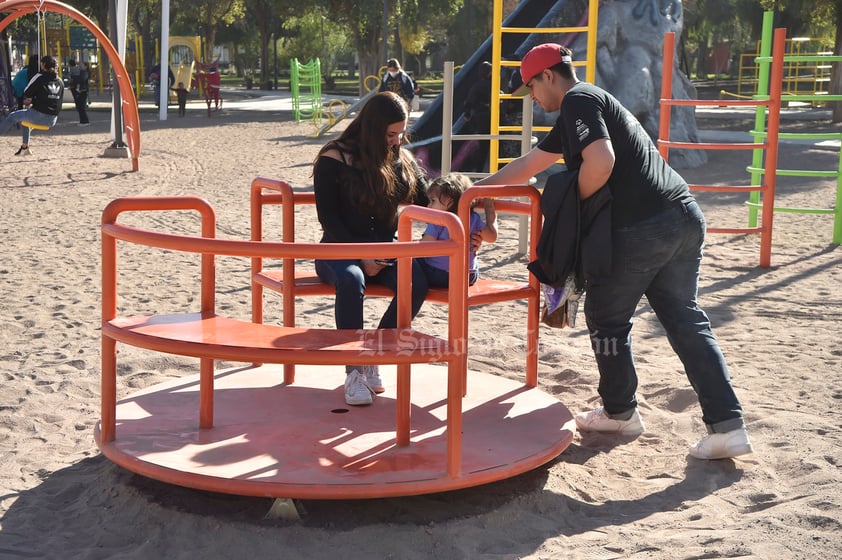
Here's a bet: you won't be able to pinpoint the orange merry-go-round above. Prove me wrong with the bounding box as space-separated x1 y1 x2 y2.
95 177 574 502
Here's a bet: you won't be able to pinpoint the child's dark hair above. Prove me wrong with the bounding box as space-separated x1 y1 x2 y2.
427 173 474 213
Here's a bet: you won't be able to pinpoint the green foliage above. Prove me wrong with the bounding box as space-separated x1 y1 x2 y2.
399 0 465 54
442 0 490 65
280 10 352 79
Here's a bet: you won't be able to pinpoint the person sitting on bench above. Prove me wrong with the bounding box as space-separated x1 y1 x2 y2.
313 91 430 406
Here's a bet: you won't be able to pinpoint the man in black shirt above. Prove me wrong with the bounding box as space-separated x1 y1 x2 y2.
0 55 64 155
477 43 753 460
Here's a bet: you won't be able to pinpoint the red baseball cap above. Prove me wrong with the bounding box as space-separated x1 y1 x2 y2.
513 43 572 96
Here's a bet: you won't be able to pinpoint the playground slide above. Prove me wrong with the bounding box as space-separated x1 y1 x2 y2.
409 0 569 169
174 61 194 91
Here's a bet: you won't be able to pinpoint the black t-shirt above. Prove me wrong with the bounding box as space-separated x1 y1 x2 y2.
538 82 693 226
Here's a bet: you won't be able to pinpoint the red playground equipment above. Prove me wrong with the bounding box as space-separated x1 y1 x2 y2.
96 189 575 501
196 61 222 115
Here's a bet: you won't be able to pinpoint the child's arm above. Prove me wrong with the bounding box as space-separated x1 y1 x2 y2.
421 222 441 242
478 199 498 242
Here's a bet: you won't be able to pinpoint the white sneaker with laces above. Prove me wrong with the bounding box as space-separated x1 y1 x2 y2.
689 427 753 460
364 365 384 393
344 369 374 406
575 406 645 436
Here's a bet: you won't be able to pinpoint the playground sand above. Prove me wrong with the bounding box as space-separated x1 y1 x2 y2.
1 102 840 559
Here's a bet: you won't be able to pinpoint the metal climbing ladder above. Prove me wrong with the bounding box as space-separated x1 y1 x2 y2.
290 58 322 124
488 0 599 173
658 27 785 268
746 12 842 245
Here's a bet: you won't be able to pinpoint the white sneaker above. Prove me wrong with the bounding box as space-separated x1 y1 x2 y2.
344 369 374 406
575 406 645 436
689 427 753 460
364 365 384 393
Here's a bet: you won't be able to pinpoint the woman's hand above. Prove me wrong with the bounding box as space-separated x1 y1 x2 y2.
361 259 387 276
470 233 483 253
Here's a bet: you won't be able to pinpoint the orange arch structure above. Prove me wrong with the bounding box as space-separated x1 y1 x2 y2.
0 0 140 171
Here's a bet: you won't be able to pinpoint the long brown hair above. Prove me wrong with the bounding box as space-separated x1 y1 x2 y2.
315 91 421 213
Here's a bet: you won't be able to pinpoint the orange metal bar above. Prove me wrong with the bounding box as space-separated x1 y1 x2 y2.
199 358 214 429
759 28 786 267
101 197 216 439
249 183 266 325
658 33 676 161
400 206 467 477
660 141 767 151
395 361 412 447
689 184 764 193
101 196 467 474
100 332 117 442
456 185 542 388
663 99 772 108
250 177 298 382
708 227 763 234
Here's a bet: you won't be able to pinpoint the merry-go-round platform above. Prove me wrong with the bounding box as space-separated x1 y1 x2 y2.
95 363 575 500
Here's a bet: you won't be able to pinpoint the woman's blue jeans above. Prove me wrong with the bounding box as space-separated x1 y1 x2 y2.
0 108 57 144
583 201 745 433
315 258 428 329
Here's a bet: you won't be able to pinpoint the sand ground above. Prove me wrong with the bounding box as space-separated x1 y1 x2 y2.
0 91 840 559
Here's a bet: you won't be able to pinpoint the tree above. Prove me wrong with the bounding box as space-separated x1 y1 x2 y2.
237 0 300 89
801 0 842 121
126 0 160 74
180 0 246 61
281 9 351 87
215 13 259 78
321 0 464 95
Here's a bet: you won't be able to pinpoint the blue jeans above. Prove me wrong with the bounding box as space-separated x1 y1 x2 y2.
315 258 428 329
583 201 745 433
420 259 478 288
0 108 58 145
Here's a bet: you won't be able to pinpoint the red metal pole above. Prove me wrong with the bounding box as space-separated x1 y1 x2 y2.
658 32 676 162
759 28 786 268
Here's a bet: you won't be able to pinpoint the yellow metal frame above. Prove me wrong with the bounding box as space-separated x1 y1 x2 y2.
737 37 833 105
488 0 599 172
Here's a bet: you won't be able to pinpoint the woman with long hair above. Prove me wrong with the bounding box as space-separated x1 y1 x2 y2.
313 91 430 406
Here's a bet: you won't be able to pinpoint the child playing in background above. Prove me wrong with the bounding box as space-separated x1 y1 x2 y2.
420 173 497 287
172 82 189 116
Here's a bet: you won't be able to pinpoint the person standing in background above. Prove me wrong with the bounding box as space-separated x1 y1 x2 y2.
171 81 189 116
378 59 415 106
69 61 90 126
11 55 38 111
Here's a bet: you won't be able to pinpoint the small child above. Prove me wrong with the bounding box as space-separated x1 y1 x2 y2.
421 173 497 287
172 82 189 116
